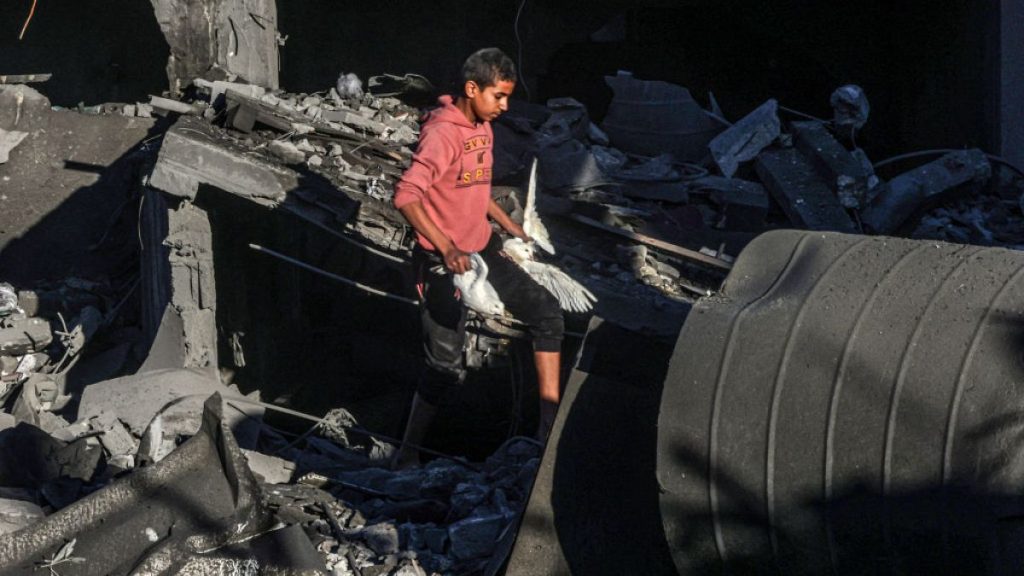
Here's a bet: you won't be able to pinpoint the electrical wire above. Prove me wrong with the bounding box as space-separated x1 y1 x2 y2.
872 148 1024 179
18 0 37 40
778 104 831 125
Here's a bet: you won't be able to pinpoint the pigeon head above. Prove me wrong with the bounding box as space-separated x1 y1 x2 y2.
501 237 535 263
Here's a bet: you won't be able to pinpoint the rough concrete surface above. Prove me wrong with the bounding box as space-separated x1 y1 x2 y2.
77 368 260 438
0 85 157 285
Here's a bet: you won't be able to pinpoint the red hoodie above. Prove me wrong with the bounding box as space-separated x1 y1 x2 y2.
394 95 494 253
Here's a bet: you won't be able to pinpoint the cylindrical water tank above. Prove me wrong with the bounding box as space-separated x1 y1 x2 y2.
659 230 1024 575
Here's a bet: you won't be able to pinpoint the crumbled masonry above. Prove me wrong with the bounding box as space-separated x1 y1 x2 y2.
0 37 1022 576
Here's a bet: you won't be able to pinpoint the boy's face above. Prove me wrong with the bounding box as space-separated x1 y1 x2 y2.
465 79 515 122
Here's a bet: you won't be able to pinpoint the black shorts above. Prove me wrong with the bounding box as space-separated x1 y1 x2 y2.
414 233 564 404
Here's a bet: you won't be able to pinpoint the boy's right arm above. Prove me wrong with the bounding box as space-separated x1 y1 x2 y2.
398 202 471 274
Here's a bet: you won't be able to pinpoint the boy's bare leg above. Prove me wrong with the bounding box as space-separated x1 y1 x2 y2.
535 350 561 441
392 392 438 470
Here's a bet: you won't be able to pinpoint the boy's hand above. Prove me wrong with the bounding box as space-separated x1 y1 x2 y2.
507 221 529 242
443 245 471 274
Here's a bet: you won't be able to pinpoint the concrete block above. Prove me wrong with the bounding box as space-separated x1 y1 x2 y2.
78 368 260 437
242 449 295 484
692 175 770 230
448 513 507 560
149 116 296 203
709 99 781 178
361 522 400 556
320 108 388 134
0 317 52 356
754 147 858 232
790 120 872 208
861 149 991 234
92 413 137 458
0 498 44 535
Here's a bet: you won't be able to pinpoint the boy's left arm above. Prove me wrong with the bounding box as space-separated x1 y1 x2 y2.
488 198 528 241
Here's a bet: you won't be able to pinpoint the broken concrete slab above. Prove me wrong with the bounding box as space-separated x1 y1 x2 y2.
0 74 51 84
320 108 389 134
0 394 276 574
149 116 295 202
709 99 781 178
268 139 307 164
755 147 858 232
194 79 267 104
77 368 261 439
0 85 156 287
243 448 296 484
92 412 137 458
790 120 873 208
690 176 771 230
861 148 991 234
0 128 28 163
150 0 279 96
0 498 44 535
148 94 200 115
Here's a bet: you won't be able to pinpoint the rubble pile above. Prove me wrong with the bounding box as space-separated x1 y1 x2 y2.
0 278 134 433
0 373 539 576
2 53 1023 575
262 422 541 576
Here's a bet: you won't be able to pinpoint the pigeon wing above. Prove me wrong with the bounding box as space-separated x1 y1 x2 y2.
521 261 597 313
523 159 555 255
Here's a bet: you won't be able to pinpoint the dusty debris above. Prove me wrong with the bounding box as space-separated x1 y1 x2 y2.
790 120 877 209
756 146 859 232
0 37 1021 576
861 148 992 233
709 99 781 178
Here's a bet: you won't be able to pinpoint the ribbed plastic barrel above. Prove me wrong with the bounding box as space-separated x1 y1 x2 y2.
659 230 1024 575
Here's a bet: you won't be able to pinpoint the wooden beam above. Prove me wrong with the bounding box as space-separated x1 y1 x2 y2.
569 214 733 270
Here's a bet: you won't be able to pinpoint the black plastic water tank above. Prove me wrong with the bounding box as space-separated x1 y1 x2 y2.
659 230 1024 575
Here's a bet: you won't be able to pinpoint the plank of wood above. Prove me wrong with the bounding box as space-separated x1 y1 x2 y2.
569 214 733 270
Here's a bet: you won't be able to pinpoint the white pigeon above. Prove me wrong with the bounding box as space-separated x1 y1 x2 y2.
503 160 597 313
452 252 506 316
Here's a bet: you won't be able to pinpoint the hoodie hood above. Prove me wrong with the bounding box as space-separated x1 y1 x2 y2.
421 94 476 128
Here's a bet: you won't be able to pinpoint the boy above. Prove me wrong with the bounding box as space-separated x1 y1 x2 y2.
392 48 564 469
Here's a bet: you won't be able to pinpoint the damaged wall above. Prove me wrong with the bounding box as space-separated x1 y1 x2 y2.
149 0 280 95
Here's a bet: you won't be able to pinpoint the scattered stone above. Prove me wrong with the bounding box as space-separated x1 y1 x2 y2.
243 449 296 484
448 513 507 560
0 498 44 535
709 99 781 178
268 139 306 164
831 84 870 130
360 522 400 556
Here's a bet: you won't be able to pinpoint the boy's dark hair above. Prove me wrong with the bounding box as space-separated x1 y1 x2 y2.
461 48 517 88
